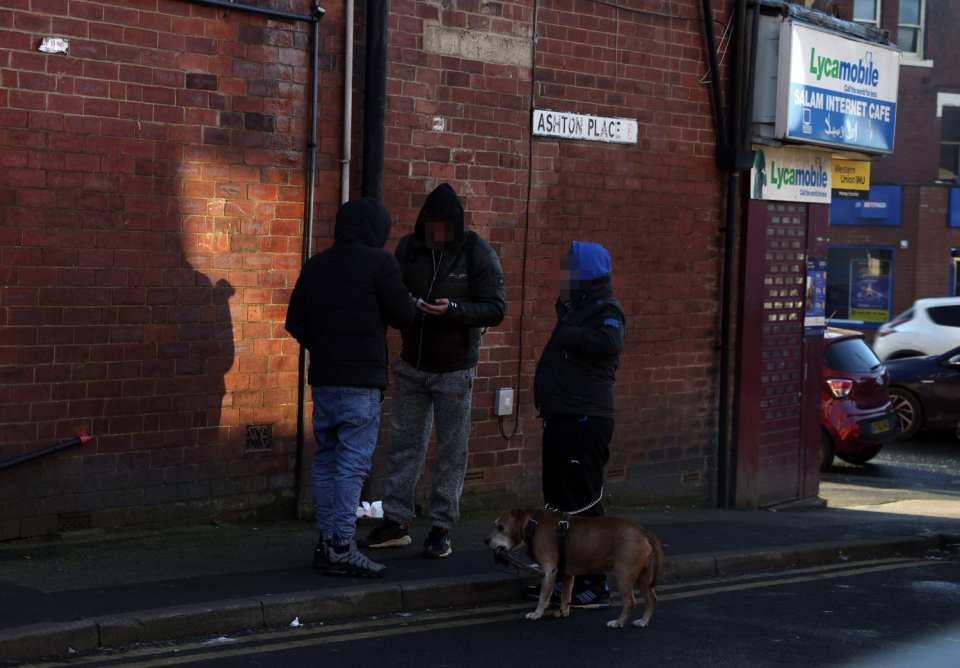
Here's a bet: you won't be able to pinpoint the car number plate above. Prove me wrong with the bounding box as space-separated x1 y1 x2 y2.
872 419 891 434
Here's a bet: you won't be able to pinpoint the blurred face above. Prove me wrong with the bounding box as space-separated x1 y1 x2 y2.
559 253 580 301
425 218 453 248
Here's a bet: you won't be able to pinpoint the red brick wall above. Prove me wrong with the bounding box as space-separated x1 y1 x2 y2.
373 0 726 505
827 1 960 334
871 0 960 185
1 0 727 538
0 0 341 539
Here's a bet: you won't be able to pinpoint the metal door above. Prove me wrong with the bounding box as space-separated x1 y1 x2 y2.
735 200 810 508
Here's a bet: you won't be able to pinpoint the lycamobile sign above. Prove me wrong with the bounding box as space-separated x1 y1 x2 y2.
776 20 900 153
808 48 880 87
751 147 832 204
769 160 829 189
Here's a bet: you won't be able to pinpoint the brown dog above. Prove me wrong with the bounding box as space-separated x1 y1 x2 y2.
485 509 664 629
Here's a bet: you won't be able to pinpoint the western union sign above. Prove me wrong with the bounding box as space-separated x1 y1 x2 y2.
832 160 871 200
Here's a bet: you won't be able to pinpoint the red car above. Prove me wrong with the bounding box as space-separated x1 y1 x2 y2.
820 328 899 471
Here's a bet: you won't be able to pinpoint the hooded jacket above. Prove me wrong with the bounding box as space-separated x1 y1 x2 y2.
285 198 415 388
395 184 506 372
534 241 626 418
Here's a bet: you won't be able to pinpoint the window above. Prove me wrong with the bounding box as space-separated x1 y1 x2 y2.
928 305 960 328
853 0 881 27
897 0 925 58
825 338 882 373
826 247 895 326
940 110 960 182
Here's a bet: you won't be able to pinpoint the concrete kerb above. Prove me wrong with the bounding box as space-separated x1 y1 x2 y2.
0 534 952 662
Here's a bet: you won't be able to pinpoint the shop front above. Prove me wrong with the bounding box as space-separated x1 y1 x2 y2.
733 6 901 508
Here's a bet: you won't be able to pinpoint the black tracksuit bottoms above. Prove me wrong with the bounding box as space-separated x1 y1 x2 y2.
542 415 614 517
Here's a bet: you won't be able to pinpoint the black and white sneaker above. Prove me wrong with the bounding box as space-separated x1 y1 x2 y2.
422 526 452 559
359 518 412 549
313 538 350 575
325 542 386 578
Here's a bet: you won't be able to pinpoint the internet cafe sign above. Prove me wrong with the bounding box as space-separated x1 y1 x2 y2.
776 20 900 153
532 109 638 144
751 146 832 204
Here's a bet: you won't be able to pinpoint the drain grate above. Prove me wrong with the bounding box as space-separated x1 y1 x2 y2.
245 424 273 451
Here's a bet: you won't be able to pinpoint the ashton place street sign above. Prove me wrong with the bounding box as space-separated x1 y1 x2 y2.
532 109 639 145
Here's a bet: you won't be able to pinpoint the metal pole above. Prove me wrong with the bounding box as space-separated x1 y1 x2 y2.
341 0 355 204
0 435 91 472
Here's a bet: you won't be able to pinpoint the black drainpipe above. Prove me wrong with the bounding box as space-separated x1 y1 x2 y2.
185 0 325 517
361 0 389 201
702 0 754 509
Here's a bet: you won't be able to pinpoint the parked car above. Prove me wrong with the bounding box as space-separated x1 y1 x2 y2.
873 297 960 361
820 328 898 471
885 346 960 440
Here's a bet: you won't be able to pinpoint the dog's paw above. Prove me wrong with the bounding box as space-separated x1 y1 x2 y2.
526 611 543 621
552 609 570 619
605 620 624 629
632 619 649 628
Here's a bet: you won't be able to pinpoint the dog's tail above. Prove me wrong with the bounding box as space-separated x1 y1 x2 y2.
645 530 665 590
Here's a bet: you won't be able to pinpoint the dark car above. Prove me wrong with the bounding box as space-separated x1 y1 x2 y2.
820 329 899 471
886 346 960 440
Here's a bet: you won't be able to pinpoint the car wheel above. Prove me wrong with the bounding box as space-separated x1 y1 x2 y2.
889 388 922 441
819 431 835 472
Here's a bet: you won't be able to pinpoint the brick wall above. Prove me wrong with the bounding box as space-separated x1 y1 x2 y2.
827 1 960 331
0 0 339 539
871 0 960 185
372 0 726 505
1 0 727 539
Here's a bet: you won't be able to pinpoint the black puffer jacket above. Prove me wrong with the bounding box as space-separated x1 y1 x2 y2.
397 184 506 372
285 198 415 388
534 274 626 419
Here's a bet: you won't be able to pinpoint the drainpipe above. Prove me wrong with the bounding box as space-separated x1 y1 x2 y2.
0 435 92 472
341 0 355 204
361 0 389 201
186 0 316 22
293 4 326 519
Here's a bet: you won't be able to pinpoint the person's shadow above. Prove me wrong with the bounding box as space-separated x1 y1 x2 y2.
137 233 235 493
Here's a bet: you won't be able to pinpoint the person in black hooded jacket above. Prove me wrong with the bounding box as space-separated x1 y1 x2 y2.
532 240 626 607
362 183 506 558
285 197 414 578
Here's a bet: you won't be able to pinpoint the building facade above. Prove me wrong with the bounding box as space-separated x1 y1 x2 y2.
0 0 734 539
826 0 960 332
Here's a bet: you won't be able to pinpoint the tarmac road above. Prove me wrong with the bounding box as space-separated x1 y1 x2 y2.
19 556 960 668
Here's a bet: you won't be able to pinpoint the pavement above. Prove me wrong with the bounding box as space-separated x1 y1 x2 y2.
1 503 960 662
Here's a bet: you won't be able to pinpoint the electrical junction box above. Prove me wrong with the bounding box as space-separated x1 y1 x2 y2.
494 388 514 416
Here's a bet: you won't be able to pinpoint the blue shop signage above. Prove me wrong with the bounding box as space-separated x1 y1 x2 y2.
776 21 901 154
830 185 901 226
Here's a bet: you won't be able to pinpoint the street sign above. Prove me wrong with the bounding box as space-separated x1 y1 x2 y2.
532 109 638 144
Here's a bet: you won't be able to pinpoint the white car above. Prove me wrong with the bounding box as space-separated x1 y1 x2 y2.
873 297 960 361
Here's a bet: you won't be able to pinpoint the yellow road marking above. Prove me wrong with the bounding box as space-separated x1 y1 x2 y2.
660 559 933 601
21 558 948 668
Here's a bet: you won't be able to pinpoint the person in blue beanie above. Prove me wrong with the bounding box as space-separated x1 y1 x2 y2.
532 240 626 607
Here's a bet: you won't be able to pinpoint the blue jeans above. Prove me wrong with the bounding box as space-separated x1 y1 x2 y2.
311 386 381 546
